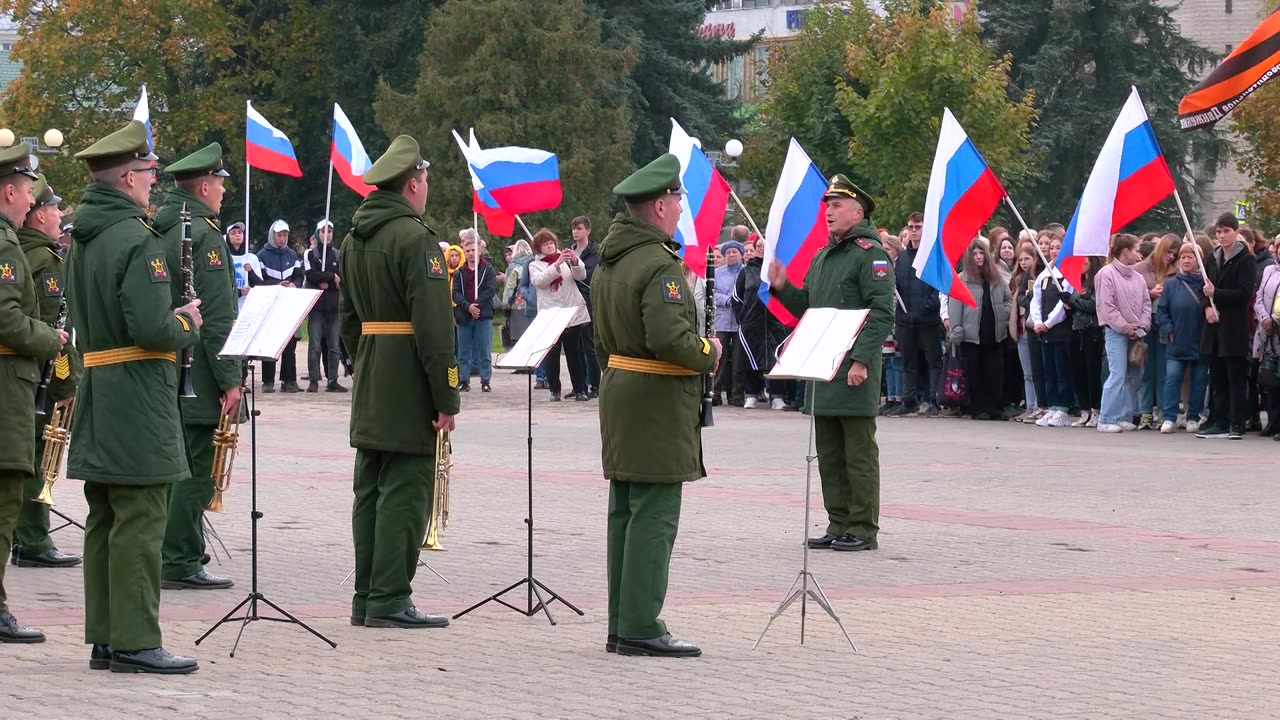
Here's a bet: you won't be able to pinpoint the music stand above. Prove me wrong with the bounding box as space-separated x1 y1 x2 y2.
453 306 583 625
753 307 869 651
48 508 84 534
196 286 336 656
202 516 231 565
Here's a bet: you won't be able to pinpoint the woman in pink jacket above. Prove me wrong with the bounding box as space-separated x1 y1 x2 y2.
1094 234 1153 433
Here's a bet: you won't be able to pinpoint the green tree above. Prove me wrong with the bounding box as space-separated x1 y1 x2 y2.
375 0 634 239
1225 1 1280 229
981 0 1226 229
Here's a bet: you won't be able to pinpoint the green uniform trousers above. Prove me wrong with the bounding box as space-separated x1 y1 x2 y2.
351 449 432 620
606 480 683 639
161 424 215 581
0 471 27 614
83 482 168 651
14 429 55 555
814 415 880 540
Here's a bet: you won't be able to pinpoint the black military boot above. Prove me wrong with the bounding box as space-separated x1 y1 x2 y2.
110 648 198 674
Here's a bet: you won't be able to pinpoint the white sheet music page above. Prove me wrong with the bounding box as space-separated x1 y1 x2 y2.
769 307 870 382
218 286 322 360
496 306 578 369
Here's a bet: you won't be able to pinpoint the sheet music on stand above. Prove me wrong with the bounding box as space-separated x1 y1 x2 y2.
496 306 579 369
768 307 870 382
218 285 322 360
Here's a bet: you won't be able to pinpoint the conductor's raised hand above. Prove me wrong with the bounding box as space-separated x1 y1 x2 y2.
432 412 456 433
177 298 203 329
767 261 787 290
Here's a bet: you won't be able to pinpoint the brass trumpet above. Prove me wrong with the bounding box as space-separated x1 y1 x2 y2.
207 403 241 513
35 399 74 506
420 429 451 551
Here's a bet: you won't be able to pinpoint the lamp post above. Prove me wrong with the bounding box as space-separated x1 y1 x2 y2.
723 139 743 222
0 127 66 154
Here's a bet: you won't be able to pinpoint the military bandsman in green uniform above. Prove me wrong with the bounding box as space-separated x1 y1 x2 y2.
767 175 895 553
155 143 241 591
593 153 721 658
67 120 204 673
338 135 458 629
0 145 66 643
12 174 82 570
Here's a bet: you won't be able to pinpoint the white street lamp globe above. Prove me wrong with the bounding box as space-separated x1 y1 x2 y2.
0 129 14 148
725 139 743 158
43 128 64 149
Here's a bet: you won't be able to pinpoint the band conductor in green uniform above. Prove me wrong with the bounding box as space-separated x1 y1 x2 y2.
12 174 82 570
593 153 721 658
767 175 895 552
339 135 459 629
156 143 241 591
67 120 204 673
0 145 67 643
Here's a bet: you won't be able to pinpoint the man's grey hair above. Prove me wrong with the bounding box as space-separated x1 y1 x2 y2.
458 227 479 245
730 225 750 243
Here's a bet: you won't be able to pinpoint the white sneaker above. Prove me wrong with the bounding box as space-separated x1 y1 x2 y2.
1071 411 1092 428
1185 420 1200 434
1049 410 1071 427
770 397 786 411
744 397 758 409
1118 421 1137 431
1159 420 1175 434
1035 410 1054 427
1176 413 1187 429
1086 415 1099 428
1097 423 1123 433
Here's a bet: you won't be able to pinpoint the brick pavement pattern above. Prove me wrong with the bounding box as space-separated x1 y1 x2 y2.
6 357 1280 718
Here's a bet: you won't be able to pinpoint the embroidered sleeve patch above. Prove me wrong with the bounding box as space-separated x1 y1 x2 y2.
42 272 62 295
660 275 684 304
871 260 890 281
0 261 17 284
206 248 225 271
447 365 459 388
145 253 170 283
427 252 446 279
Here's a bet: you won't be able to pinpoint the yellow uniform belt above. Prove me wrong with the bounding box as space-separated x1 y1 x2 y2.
0 345 14 356
607 355 699 377
362 321 414 335
82 347 177 368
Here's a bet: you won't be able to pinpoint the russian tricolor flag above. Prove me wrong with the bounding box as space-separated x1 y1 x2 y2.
466 139 561 216
758 139 828 325
453 129 515 237
669 119 731 277
246 101 303 177
133 86 152 152
1057 87 1175 290
331 104 372 197
916 109 1007 309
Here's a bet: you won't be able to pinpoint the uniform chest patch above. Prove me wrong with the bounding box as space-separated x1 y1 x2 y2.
660 275 684 303
145 253 170 283
206 248 224 270
872 260 890 281
0 261 16 284
427 252 445 279
42 272 62 295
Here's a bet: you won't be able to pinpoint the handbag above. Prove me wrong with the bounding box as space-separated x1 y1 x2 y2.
941 346 968 406
1127 335 1148 367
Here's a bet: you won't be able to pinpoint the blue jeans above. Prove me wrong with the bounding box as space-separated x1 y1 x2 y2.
883 353 902 399
1138 334 1165 416
1100 328 1142 424
456 317 493 384
1016 335 1037 410
1040 340 1071 410
1163 357 1208 420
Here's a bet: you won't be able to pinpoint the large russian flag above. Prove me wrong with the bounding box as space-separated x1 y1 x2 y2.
453 129 515 237
758 138 828 325
915 108 1007 309
246 101 303 177
669 118 731 277
467 141 561 215
331 103 372 197
133 85 152 152
1058 87 1175 290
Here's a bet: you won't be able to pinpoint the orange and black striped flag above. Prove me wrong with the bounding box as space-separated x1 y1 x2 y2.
1179 8 1280 131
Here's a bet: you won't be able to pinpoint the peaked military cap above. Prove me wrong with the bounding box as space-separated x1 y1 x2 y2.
166 142 230 179
612 153 685 200
823 174 875 215
364 135 429 186
73 120 158 166
30 174 60 207
0 142 38 180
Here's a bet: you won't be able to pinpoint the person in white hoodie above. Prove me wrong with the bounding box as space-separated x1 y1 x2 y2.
1031 235 1075 427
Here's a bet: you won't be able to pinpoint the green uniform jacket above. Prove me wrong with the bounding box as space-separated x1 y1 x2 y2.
592 214 716 483
154 189 241 425
65 183 200 485
774 219 895 417
338 190 460 455
0 216 61 474
18 227 83 415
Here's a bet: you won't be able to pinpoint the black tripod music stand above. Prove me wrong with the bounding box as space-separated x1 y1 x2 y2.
48 508 84 534
195 362 336 656
454 308 582 625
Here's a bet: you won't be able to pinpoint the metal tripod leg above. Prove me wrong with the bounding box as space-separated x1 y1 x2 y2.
338 555 450 587
48 507 85 534
203 515 231 565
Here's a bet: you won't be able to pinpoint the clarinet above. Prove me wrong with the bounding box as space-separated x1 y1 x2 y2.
33 295 68 416
699 245 715 428
176 204 197 398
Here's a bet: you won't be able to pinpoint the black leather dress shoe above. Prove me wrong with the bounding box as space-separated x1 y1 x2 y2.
350 616 365 626
831 534 878 552
14 547 82 568
364 607 449 629
807 533 839 549
0 612 45 643
90 644 112 670
616 633 701 658
110 648 198 674
605 634 617 653
161 570 234 590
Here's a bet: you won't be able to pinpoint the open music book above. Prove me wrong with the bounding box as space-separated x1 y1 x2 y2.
218 285 322 361
768 308 870 382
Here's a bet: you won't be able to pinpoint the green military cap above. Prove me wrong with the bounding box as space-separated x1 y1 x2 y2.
612 153 685 200
73 120 158 166
166 142 230 179
364 135 429 186
823 174 875 215
30 173 60 207
0 142 38 180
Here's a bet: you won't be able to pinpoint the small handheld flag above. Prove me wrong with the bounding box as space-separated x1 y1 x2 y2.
246 101 303 177
453 130 515 238
331 104 372 197
759 138 829 325
465 139 561 216
669 118 731 277
1179 8 1280 131
133 86 152 152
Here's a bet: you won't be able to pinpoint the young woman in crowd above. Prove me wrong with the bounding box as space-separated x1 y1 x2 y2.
1066 257 1104 428
1031 233 1073 427
1254 252 1280 437
1095 234 1152 433
1156 242 1209 434
528 229 591 402
949 239 1013 420
502 239 536 346
1134 233 1180 428
1009 242 1042 421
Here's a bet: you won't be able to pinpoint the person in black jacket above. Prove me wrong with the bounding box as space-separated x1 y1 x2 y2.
732 237 791 409
257 219 304 392
570 216 601 397
889 212 942 416
1197 214 1258 439
305 220 345 392
451 233 497 392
